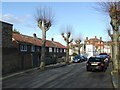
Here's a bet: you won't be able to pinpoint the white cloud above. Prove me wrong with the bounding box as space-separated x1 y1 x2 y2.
1 14 31 24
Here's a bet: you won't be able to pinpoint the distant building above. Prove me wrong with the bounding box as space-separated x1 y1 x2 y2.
104 41 111 54
84 36 104 54
69 43 84 55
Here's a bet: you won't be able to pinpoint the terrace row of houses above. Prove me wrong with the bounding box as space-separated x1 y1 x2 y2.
1 21 66 75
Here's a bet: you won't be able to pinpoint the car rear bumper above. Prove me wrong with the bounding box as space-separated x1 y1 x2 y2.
86 65 105 71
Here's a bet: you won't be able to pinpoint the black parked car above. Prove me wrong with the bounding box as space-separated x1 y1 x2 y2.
98 53 110 66
81 54 88 61
73 54 87 63
98 53 111 60
86 56 107 72
73 55 82 63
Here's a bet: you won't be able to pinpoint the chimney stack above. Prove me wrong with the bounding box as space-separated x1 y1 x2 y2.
100 37 102 41
95 36 97 39
33 33 37 38
51 38 54 41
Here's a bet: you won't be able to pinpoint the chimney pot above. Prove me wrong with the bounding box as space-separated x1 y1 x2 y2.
95 36 97 39
52 38 54 41
33 33 37 38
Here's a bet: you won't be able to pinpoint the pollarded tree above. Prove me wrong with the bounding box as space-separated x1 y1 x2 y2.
96 2 120 71
75 39 81 55
61 27 73 64
35 7 55 70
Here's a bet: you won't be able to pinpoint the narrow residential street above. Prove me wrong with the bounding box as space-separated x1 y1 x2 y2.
2 62 113 88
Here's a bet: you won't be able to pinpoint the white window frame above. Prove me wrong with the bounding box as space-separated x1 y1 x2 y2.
20 44 27 51
31 45 35 52
49 47 52 52
57 48 59 53
54 48 56 53
64 49 66 53
60 48 62 53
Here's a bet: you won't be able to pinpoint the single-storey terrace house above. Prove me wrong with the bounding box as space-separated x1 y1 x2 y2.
1 21 66 75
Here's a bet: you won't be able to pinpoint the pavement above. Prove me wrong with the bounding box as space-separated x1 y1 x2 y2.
1 62 66 80
111 71 119 88
110 61 120 89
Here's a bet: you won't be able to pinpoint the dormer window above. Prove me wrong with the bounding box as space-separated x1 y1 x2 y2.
20 44 27 51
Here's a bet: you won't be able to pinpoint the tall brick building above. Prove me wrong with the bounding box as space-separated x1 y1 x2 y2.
84 36 104 53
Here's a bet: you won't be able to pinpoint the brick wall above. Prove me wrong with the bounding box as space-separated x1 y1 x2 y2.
1 21 13 48
2 48 32 75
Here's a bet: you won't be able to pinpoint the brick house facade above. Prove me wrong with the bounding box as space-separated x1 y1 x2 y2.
84 36 104 53
1 21 66 75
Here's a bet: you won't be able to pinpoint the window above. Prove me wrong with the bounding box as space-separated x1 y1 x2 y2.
60 48 62 53
49 47 52 52
54 48 56 53
57 48 59 53
64 49 66 53
31 45 35 52
20 44 27 51
101 42 103 44
36 47 40 52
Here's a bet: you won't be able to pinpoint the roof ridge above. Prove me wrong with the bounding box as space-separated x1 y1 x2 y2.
12 32 66 48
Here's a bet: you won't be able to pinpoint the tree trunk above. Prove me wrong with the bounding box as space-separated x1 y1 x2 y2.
78 44 80 55
66 41 69 64
40 30 46 70
112 30 119 71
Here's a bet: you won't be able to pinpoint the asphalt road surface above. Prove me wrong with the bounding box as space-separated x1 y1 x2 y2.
2 62 113 88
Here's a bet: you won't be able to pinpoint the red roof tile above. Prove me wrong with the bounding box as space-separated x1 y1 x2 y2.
12 33 66 49
54 42 67 49
12 33 42 46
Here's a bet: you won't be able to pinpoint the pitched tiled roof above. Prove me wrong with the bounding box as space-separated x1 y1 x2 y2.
12 32 66 49
12 32 42 46
54 42 66 49
89 38 100 41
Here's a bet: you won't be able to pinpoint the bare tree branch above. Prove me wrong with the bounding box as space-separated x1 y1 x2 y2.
108 28 113 38
34 7 55 31
69 38 73 44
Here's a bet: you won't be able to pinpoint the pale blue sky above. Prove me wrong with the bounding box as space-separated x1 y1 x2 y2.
1 2 111 46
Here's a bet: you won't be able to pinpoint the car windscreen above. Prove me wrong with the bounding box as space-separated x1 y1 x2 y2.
89 57 103 62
